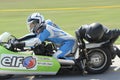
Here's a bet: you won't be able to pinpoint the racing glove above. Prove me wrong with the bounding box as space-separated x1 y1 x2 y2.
5 39 25 51
108 29 120 38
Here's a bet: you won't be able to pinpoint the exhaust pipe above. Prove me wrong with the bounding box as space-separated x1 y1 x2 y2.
58 59 75 65
57 48 80 65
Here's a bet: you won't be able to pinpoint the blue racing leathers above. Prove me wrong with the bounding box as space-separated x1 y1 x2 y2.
22 20 77 59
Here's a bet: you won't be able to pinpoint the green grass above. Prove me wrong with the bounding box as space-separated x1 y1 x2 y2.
0 0 120 44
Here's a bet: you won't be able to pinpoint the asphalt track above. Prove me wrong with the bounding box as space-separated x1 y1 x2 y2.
7 50 120 80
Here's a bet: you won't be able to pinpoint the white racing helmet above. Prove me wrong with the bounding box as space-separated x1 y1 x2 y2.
27 12 45 33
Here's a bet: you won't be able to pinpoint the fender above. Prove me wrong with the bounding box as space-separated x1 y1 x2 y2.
86 42 107 49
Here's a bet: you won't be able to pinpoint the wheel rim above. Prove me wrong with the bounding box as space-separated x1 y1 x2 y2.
88 49 107 70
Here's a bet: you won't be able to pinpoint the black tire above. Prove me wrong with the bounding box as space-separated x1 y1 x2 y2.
86 48 111 74
109 46 117 59
0 75 13 79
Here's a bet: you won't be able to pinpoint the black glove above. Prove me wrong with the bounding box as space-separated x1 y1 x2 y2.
6 39 25 51
5 38 17 50
107 29 120 39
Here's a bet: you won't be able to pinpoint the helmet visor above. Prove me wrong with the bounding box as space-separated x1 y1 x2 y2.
27 21 35 32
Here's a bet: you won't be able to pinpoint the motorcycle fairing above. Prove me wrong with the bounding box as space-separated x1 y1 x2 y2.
0 46 60 75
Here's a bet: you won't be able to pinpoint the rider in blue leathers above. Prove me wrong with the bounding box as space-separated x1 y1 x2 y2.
11 13 77 59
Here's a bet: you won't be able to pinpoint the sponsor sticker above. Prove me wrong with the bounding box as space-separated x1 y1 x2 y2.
0 54 37 70
38 62 53 66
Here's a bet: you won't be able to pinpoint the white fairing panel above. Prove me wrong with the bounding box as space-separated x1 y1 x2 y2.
0 32 12 42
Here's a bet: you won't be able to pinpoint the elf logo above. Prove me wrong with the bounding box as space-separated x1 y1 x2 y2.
1 55 36 69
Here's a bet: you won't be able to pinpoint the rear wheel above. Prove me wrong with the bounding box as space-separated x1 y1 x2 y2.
86 48 111 74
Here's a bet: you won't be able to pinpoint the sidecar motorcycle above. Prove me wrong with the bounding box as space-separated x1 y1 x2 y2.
0 31 118 79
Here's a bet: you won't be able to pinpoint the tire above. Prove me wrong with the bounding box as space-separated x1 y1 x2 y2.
109 46 117 59
0 75 13 79
86 48 111 74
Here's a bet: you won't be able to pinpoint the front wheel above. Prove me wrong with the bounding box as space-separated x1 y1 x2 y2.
86 48 111 74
